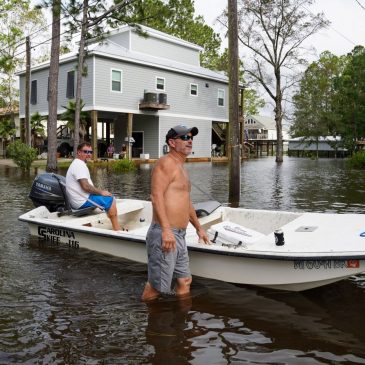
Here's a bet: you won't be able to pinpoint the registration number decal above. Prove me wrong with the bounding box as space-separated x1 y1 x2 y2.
294 259 360 270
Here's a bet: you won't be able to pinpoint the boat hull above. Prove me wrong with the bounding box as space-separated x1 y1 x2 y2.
24 217 365 292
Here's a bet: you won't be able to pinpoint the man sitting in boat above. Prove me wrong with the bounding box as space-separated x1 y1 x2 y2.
141 125 210 301
65 142 122 231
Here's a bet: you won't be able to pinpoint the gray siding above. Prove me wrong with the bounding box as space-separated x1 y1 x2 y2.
130 32 200 66
94 56 228 121
19 58 94 117
108 32 131 49
159 116 211 158
113 114 160 158
132 115 159 157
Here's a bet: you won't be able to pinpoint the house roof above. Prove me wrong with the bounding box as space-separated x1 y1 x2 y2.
104 24 204 52
17 25 228 83
246 115 276 130
289 136 342 142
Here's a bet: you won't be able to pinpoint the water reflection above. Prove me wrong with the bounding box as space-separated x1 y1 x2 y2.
142 277 365 364
145 297 192 365
57 157 365 214
2 158 365 363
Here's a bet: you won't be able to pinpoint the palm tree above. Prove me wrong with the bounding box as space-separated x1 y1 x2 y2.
30 112 46 151
60 100 89 142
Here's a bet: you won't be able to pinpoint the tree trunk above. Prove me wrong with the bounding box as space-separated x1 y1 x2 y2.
25 36 31 146
46 0 61 172
73 0 88 157
275 70 283 163
228 0 240 207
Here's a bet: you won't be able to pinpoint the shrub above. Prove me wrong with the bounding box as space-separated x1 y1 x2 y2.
7 140 38 170
347 150 365 169
110 158 136 173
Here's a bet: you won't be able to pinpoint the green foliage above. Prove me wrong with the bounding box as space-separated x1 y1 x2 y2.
0 1 46 108
0 118 16 139
31 112 46 137
347 150 365 169
60 100 89 139
291 51 347 139
292 46 365 154
243 89 265 117
110 159 136 173
7 140 37 170
335 46 365 151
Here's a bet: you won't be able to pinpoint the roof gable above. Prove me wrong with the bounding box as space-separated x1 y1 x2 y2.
245 115 276 130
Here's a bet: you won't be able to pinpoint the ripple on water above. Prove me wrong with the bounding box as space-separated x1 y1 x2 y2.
1 160 365 364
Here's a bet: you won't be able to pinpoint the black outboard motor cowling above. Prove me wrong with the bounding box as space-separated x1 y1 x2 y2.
29 173 67 212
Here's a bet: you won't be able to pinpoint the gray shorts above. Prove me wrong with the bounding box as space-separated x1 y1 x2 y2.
146 223 191 294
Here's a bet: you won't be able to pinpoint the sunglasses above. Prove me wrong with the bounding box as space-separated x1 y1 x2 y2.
82 150 93 154
175 135 193 141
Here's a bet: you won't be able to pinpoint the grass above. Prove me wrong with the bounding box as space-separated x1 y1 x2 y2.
347 150 365 169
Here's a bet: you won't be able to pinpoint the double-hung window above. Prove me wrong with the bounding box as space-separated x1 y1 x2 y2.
156 77 165 91
66 70 75 99
190 83 198 96
111 69 122 92
218 89 225 107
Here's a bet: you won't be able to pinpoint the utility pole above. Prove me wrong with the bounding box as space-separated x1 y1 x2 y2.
25 36 31 146
228 0 240 207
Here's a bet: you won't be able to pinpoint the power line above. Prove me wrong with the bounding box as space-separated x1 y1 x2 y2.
12 28 78 59
302 4 357 48
6 0 101 54
354 0 365 11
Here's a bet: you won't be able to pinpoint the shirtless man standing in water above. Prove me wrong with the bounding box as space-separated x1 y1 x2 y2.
141 125 210 301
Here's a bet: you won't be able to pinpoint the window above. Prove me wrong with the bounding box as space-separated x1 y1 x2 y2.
66 70 75 98
111 69 122 92
190 83 198 96
218 89 225 106
156 77 165 91
30 80 37 105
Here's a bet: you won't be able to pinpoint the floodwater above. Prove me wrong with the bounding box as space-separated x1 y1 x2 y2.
1 157 365 364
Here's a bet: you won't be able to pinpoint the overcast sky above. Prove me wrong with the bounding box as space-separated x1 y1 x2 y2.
194 0 365 58
194 0 365 116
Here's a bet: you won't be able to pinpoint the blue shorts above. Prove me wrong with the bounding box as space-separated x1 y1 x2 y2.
146 223 191 294
80 194 114 211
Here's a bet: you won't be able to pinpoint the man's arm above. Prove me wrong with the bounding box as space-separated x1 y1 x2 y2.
78 179 112 197
189 202 210 244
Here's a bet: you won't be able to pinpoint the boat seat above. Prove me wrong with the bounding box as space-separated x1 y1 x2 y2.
194 200 221 217
57 206 96 217
51 174 100 217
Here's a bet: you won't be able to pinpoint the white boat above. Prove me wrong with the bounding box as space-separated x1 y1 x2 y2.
18 173 365 292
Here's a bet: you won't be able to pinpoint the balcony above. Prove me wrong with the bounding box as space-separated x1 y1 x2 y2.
139 92 170 111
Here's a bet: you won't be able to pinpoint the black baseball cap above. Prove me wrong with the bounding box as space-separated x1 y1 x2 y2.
165 125 199 143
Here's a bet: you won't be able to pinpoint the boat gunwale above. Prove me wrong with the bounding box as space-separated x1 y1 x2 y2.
19 217 365 262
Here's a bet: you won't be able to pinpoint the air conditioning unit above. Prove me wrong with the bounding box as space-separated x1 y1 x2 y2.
158 93 167 104
144 92 157 103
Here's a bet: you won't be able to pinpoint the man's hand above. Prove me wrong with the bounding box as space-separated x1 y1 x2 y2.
196 227 210 245
100 190 112 197
161 228 176 252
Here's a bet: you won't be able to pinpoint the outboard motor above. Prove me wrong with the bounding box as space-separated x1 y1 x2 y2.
29 173 67 212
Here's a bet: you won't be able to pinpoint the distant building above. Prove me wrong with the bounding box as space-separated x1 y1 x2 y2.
244 115 289 156
288 136 348 157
